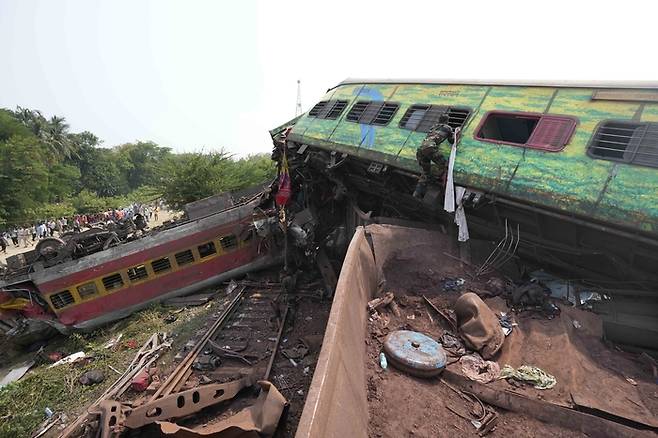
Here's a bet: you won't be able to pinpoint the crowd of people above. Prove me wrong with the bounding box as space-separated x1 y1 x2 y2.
0 202 161 254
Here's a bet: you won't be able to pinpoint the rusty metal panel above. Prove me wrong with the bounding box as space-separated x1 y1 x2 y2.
296 225 443 438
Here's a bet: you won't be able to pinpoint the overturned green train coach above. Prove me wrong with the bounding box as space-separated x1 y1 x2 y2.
275 79 658 295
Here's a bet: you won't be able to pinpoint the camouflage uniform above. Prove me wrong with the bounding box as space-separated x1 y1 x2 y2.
413 121 455 199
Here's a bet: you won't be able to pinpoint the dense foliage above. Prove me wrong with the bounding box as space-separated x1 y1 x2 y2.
0 107 275 226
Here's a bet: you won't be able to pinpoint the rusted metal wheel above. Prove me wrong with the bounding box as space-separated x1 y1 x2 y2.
35 237 66 259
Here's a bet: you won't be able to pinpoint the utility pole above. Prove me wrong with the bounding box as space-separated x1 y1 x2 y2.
295 79 303 117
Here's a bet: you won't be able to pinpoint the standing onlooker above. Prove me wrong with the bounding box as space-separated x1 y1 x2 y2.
10 228 18 246
0 233 7 253
18 226 29 248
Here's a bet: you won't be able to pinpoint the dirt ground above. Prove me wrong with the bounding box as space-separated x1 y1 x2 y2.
364 237 641 438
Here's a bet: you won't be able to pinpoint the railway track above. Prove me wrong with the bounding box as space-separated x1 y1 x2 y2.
61 283 292 437
151 284 288 400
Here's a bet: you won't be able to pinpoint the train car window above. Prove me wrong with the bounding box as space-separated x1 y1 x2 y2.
198 241 217 258
325 100 348 119
175 249 195 266
102 273 124 291
219 235 238 251
151 257 172 274
400 105 472 132
308 101 329 117
588 121 658 168
50 290 74 309
475 111 576 152
308 100 349 120
127 264 149 282
77 282 98 299
241 229 254 243
346 101 399 126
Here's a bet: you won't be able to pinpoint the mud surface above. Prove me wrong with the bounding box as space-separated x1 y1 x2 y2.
366 239 588 438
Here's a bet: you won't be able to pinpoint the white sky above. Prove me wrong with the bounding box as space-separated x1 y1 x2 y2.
1 0 656 156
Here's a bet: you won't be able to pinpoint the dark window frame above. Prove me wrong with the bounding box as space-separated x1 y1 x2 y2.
219 235 238 251
151 256 172 274
50 290 74 310
127 264 149 282
102 273 124 292
308 101 329 117
77 282 98 299
308 100 349 120
345 100 400 126
175 249 196 266
474 110 577 152
587 120 658 169
399 104 472 133
197 241 217 258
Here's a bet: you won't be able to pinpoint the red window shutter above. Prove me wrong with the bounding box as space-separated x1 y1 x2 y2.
527 115 577 151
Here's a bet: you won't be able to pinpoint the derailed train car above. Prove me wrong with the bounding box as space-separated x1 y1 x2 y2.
0 193 281 342
272 79 658 348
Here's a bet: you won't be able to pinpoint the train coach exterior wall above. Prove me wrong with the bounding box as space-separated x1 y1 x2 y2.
290 83 658 235
296 224 443 438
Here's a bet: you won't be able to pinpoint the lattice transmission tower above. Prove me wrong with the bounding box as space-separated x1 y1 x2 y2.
295 80 303 117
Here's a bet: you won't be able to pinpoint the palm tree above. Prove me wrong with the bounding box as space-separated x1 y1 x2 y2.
14 107 80 160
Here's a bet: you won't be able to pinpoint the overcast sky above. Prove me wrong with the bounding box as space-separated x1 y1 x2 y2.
1 0 656 156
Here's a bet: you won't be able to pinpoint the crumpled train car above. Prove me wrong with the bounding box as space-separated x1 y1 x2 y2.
274 79 658 348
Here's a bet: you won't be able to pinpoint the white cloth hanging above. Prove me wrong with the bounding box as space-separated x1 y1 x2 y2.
454 186 470 242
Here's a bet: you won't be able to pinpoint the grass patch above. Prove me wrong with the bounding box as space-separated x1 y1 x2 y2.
0 301 217 438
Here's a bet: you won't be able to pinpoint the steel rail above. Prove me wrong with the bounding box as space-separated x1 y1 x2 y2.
149 288 245 401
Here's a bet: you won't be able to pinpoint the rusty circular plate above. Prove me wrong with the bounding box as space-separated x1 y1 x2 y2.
383 330 446 378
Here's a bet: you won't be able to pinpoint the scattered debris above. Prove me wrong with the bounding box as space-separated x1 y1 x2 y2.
379 352 388 370
368 292 401 316
164 292 215 307
78 369 104 386
572 319 582 329
103 333 123 349
48 351 86 369
383 330 446 378
130 368 151 391
0 359 35 388
59 332 170 437
440 332 466 357
442 277 465 291
626 377 638 386
454 293 504 359
500 365 557 390
47 351 64 362
423 295 458 331
460 353 500 384
498 312 515 336
281 339 310 361
145 380 285 438
124 339 138 349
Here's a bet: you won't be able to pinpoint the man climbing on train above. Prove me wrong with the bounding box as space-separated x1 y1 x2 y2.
413 113 456 199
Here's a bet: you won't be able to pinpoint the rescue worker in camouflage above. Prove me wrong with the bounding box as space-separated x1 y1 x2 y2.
413 113 455 199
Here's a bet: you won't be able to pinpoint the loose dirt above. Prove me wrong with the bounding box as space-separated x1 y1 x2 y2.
365 239 586 438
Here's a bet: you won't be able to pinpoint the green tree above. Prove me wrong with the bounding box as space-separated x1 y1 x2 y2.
0 135 50 225
158 151 275 209
117 141 171 190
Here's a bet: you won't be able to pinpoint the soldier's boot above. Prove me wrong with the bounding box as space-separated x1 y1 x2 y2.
413 182 427 199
